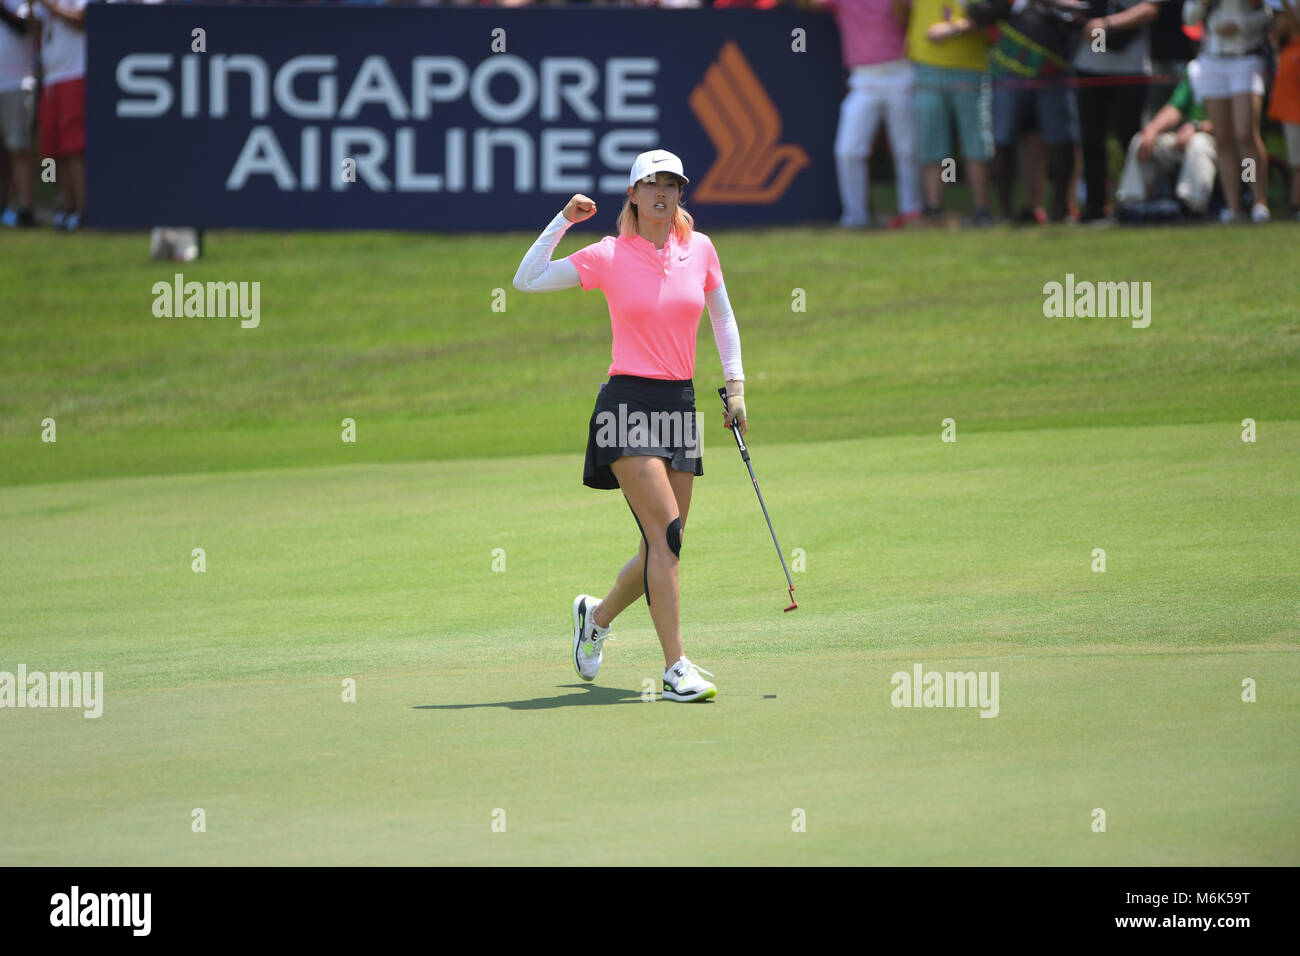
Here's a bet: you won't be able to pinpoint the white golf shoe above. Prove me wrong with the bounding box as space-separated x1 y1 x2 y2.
662 656 717 702
572 594 613 681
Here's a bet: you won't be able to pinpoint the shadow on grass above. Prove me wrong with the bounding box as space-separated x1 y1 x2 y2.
413 683 645 710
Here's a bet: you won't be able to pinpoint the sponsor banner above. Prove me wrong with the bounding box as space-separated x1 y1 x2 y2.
86 7 843 231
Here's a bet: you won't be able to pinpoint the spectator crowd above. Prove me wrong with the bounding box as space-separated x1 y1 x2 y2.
821 0 1300 226
1 0 1297 229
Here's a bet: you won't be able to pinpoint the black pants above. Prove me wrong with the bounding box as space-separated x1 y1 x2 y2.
1075 73 1146 220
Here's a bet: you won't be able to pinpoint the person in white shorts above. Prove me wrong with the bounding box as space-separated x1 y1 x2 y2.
0 0 36 227
1184 0 1275 221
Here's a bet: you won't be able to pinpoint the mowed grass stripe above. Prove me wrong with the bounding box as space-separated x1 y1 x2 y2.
0 652 1294 865
0 422 1296 863
2 422 1294 683
2 224 1296 485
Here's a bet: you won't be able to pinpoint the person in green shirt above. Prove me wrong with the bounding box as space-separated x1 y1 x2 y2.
1114 58 1218 214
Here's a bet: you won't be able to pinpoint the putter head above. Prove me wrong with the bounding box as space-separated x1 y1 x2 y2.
783 587 797 612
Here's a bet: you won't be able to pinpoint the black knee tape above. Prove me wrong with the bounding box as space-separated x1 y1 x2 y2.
666 516 683 558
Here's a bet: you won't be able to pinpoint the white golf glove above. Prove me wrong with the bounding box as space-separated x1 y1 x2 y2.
723 379 746 435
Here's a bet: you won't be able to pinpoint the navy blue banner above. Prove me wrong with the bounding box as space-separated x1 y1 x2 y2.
86 7 843 231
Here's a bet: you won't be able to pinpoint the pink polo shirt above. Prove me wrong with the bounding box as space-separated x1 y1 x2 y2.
568 229 724 382
822 0 908 68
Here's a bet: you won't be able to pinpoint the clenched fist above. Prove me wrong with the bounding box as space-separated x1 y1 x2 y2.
563 194 597 223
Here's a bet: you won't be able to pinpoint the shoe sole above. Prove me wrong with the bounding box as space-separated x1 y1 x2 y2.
662 686 717 702
572 595 596 682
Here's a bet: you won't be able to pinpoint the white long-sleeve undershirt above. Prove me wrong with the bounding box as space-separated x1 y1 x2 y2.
512 210 745 382
512 211 581 293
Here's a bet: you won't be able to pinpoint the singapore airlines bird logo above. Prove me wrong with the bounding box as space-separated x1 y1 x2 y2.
689 41 811 204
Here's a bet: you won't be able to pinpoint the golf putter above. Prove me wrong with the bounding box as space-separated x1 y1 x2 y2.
718 387 797 612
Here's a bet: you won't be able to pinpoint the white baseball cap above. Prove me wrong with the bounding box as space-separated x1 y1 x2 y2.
628 149 689 188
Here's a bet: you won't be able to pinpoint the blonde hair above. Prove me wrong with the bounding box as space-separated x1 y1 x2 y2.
616 179 695 242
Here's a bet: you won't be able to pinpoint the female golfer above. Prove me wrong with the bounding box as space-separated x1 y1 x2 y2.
512 149 746 702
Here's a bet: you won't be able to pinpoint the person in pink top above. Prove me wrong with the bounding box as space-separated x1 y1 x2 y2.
814 0 923 228
512 149 746 703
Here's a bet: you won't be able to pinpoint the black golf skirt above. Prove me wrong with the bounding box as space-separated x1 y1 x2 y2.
583 375 703 490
